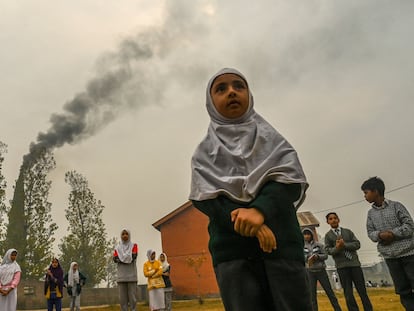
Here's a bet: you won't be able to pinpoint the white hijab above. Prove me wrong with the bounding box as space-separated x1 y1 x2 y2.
116 229 134 264
190 68 308 207
67 262 80 287
0 248 21 285
147 249 155 263
159 252 170 272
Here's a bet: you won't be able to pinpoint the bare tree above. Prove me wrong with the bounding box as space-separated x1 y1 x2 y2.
186 251 207 304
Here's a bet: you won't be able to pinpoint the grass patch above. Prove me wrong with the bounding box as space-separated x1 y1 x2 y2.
89 288 404 311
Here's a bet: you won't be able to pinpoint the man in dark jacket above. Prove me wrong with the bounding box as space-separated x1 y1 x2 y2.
325 212 373 311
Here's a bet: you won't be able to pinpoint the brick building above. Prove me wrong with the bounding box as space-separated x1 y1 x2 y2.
152 201 218 299
153 201 320 299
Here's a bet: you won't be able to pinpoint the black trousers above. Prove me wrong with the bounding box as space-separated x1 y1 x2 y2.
307 269 342 311
337 266 373 311
385 255 414 311
214 258 312 311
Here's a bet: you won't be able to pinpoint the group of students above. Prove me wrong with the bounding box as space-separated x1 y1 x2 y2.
112 228 172 311
188 68 414 311
303 177 414 311
0 250 85 311
2 68 414 311
44 258 87 311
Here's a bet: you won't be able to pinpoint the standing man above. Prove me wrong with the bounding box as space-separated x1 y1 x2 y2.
362 176 414 310
325 212 373 311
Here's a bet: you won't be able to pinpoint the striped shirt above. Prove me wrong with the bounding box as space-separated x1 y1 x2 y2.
366 199 414 258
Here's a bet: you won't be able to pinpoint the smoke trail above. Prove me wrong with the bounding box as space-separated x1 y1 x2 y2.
24 40 151 165
24 0 213 166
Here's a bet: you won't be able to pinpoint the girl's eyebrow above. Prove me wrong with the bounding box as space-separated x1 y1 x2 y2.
212 82 227 91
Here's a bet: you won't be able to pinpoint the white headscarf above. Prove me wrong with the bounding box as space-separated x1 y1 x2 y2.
67 262 80 287
147 249 156 263
0 248 21 285
116 229 134 264
159 252 170 272
190 68 308 207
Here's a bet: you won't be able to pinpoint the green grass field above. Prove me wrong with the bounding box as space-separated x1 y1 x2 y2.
89 288 404 311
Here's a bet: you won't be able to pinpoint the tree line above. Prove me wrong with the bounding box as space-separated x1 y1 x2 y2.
0 141 118 287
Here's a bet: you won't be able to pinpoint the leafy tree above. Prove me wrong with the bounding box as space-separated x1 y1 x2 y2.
5 148 57 279
59 170 109 287
0 141 9 245
105 237 118 288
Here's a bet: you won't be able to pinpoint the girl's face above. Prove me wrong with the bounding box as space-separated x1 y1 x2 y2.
10 251 17 262
151 252 156 261
159 254 165 262
121 230 129 242
52 259 59 268
210 73 249 119
303 232 312 242
72 264 78 271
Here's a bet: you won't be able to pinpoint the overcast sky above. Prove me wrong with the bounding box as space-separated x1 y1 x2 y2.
1 0 414 281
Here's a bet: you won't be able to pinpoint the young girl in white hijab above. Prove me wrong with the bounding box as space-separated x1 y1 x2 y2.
190 68 312 310
143 249 165 311
113 229 138 311
0 249 21 311
159 252 173 311
64 262 86 311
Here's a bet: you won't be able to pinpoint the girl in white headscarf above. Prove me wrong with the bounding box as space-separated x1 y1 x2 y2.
113 229 138 311
159 253 173 311
190 68 312 311
64 262 86 311
143 249 165 311
0 249 21 311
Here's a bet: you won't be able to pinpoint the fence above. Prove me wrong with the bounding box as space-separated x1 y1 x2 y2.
17 280 148 309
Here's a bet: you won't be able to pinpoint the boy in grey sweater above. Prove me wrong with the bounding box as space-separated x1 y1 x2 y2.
362 176 414 310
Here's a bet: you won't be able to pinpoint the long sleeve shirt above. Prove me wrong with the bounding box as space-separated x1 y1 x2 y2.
113 243 138 283
367 199 414 259
192 181 304 266
324 227 361 268
304 240 328 271
143 260 164 290
0 271 21 289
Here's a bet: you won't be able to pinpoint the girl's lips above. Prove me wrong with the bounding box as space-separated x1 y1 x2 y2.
228 100 240 106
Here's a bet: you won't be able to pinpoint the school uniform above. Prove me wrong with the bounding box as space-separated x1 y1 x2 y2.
64 263 86 311
144 250 165 311
190 68 311 311
325 227 373 311
44 260 64 311
160 253 173 311
194 181 312 311
0 249 21 311
113 229 138 311
303 228 341 311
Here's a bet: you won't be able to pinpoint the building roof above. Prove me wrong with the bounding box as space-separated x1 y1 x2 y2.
153 201 320 231
152 201 193 231
297 211 320 227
